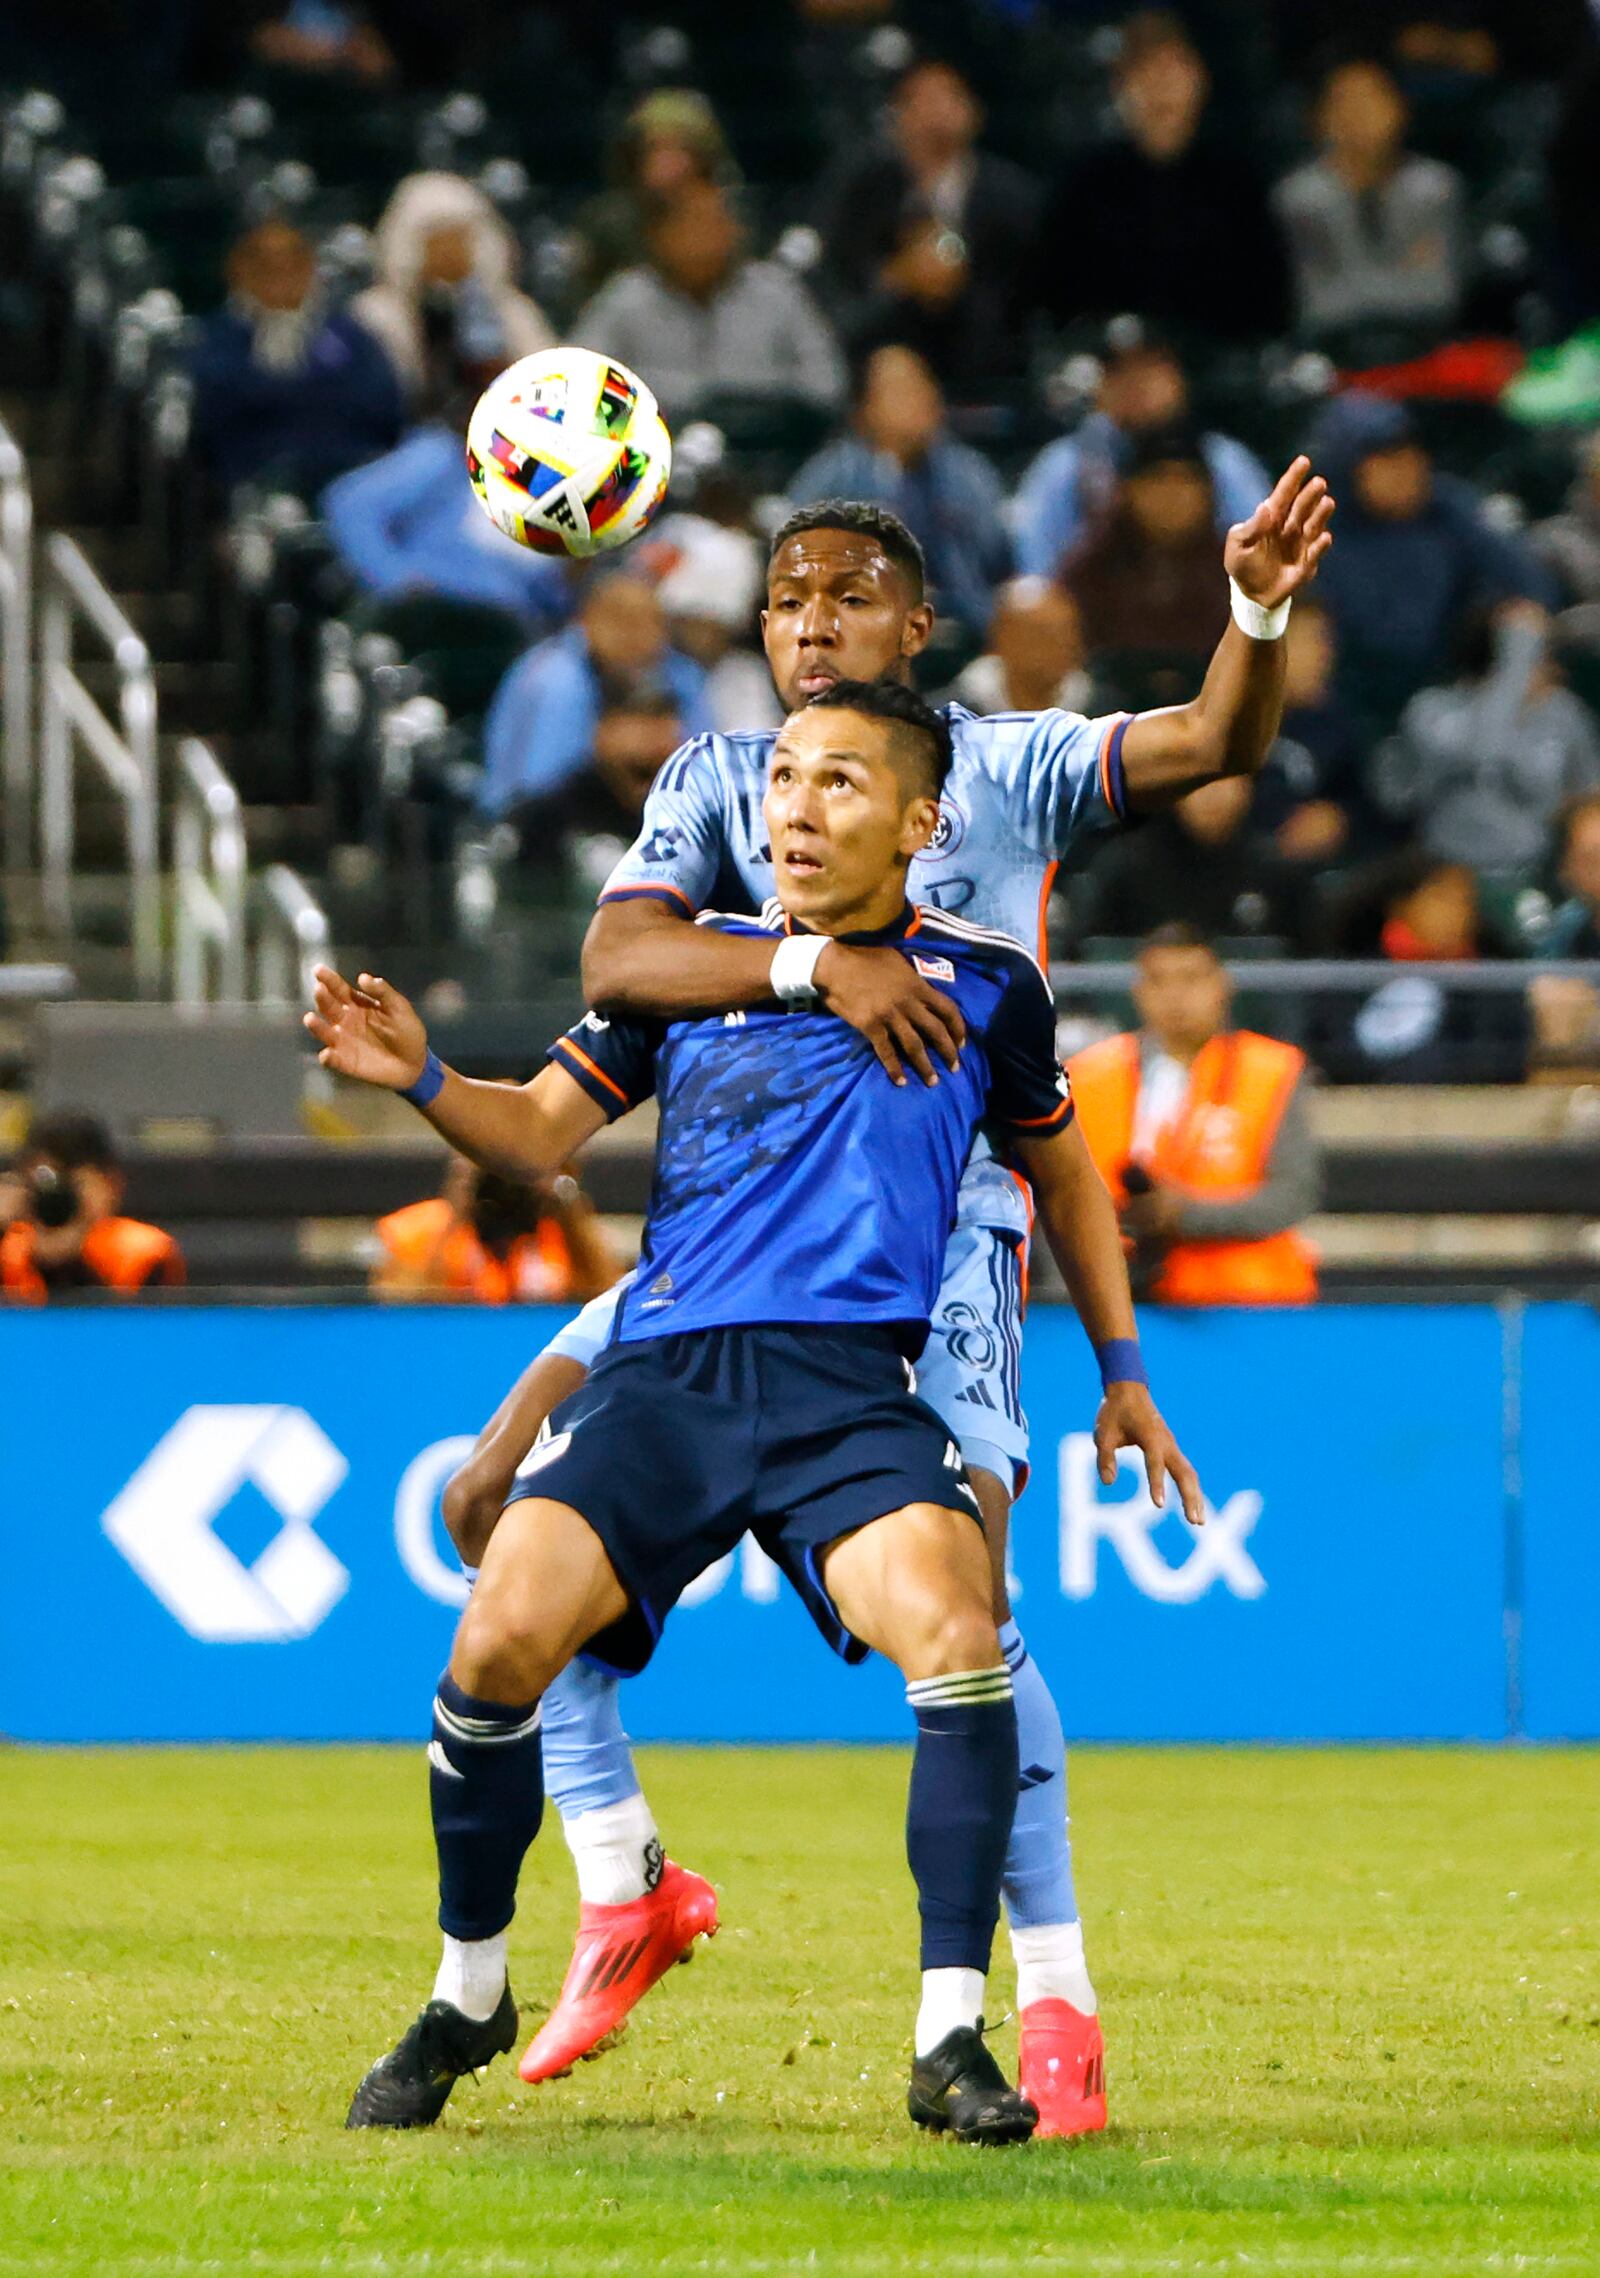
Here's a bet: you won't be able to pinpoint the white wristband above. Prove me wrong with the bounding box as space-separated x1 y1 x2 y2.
770 931 829 1005
1229 577 1291 642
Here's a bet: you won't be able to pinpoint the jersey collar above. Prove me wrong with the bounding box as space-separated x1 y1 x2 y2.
784 901 924 946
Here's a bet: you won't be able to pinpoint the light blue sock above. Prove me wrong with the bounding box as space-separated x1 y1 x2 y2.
540 1655 643 1820
998 1618 1078 1930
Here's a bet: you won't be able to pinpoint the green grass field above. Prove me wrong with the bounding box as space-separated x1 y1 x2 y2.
3 1746 1598 2276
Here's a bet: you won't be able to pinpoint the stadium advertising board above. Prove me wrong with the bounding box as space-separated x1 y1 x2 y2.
0 1302 1567 1746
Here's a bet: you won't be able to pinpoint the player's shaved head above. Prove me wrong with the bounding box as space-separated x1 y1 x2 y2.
804 678 951 800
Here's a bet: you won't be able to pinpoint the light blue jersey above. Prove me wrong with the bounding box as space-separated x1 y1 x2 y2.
599 702 1131 1239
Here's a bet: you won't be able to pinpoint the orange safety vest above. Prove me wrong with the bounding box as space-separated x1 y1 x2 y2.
375 1196 580 1305
0 1214 186 1302
1067 1030 1318 1306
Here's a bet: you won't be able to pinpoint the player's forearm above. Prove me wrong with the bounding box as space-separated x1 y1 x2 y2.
1022 1123 1139 1348
413 1069 584 1183
1122 623 1287 807
583 899 781 1017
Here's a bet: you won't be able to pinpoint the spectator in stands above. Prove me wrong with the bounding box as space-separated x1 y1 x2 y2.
574 88 738 301
249 2 396 82
1378 856 1482 959
1033 10 1289 344
813 55 1040 398
1067 925 1320 1305
1254 599 1377 866
351 174 554 411
950 578 1091 718
1273 57 1466 349
373 1151 620 1305
1060 423 1230 685
189 220 404 497
1311 392 1556 737
573 182 845 427
1073 777 1305 949
478 574 711 817
1326 855 1534 1079
507 688 689 890
1539 792 1600 958
321 393 567 633
1530 433 1600 613
0 1113 184 1302
788 346 1010 636
650 516 781 733
1011 327 1270 578
1374 604 1600 886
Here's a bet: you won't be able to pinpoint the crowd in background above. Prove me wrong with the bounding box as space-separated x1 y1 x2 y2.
20 0 1600 985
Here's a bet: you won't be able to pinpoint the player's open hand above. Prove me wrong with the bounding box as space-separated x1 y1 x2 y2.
816 942 966 1088
303 966 428 1091
1094 1383 1205 1528
1224 456 1335 610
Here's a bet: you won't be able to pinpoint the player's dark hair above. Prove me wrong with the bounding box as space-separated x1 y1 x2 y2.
802 677 952 797
768 500 927 603
1138 921 1218 960
24 1109 119 1171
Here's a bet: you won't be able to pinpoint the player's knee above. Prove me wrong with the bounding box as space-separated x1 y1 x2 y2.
452 1591 557 1703
922 1597 1003 1678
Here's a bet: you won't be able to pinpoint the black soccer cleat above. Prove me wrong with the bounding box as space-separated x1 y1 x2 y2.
345 1985 518 2129
908 2024 1039 2146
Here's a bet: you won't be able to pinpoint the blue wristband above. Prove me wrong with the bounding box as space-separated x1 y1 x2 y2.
1096 1337 1148 1390
400 1048 445 1108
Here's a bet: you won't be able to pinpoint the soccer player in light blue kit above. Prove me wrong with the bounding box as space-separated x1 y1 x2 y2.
448 462 1335 2128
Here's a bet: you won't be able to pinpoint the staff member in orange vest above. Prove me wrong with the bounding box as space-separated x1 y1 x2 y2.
0 1111 185 1301
1067 924 1320 1305
373 1152 622 1306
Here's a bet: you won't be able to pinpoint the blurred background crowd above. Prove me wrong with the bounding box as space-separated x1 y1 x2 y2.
5 0 1600 1298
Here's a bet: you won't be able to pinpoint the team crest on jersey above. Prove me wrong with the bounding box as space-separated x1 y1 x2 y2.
925 796 967 858
913 953 956 983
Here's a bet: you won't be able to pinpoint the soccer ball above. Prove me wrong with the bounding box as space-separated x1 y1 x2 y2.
466 348 673 560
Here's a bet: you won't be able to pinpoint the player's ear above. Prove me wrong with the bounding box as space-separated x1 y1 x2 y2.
900 790 940 858
900 602 936 660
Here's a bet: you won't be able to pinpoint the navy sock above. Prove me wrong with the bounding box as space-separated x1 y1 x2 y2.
430 1672 545 1943
904 1668 1019 1973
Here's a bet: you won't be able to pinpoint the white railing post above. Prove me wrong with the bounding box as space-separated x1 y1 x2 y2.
38 533 161 994
0 416 32 879
172 737 247 1005
254 863 330 1011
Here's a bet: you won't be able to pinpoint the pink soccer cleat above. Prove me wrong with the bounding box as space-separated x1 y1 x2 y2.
1018 1999 1108 2139
518 1860 719 2083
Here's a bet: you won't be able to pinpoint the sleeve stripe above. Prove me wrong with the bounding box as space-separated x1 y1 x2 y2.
551 1036 633 1108
1009 1097 1075 1131
597 882 695 912
1098 713 1132 819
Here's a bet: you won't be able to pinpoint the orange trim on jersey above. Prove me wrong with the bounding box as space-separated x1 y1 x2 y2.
598 882 695 911
1009 1098 1073 1130
905 907 923 937
1095 715 1124 814
1036 860 1058 963
552 1037 631 1108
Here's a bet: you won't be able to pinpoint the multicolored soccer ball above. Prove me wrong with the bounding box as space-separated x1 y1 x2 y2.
466 348 672 559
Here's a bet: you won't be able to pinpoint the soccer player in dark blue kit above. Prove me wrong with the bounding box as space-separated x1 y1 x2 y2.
309 680 1200 2145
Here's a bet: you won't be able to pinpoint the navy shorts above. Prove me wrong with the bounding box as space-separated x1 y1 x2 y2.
505 1323 981 1674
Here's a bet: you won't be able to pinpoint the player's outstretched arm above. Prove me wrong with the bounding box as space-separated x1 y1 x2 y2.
1016 1118 1205 1527
304 965 608 1179
1119 455 1336 808
441 1348 591 1567
583 895 966 1087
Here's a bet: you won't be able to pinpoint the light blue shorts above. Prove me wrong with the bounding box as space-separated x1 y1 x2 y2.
915 1222 1029 1495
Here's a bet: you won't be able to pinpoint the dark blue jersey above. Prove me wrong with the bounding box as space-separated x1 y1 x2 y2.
548 901 1072 1354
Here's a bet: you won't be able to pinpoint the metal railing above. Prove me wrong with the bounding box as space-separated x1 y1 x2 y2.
0 416 31 877
172 737 246 1005
254 863 330 1011
1049 959 1600 994
38 533 160 993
